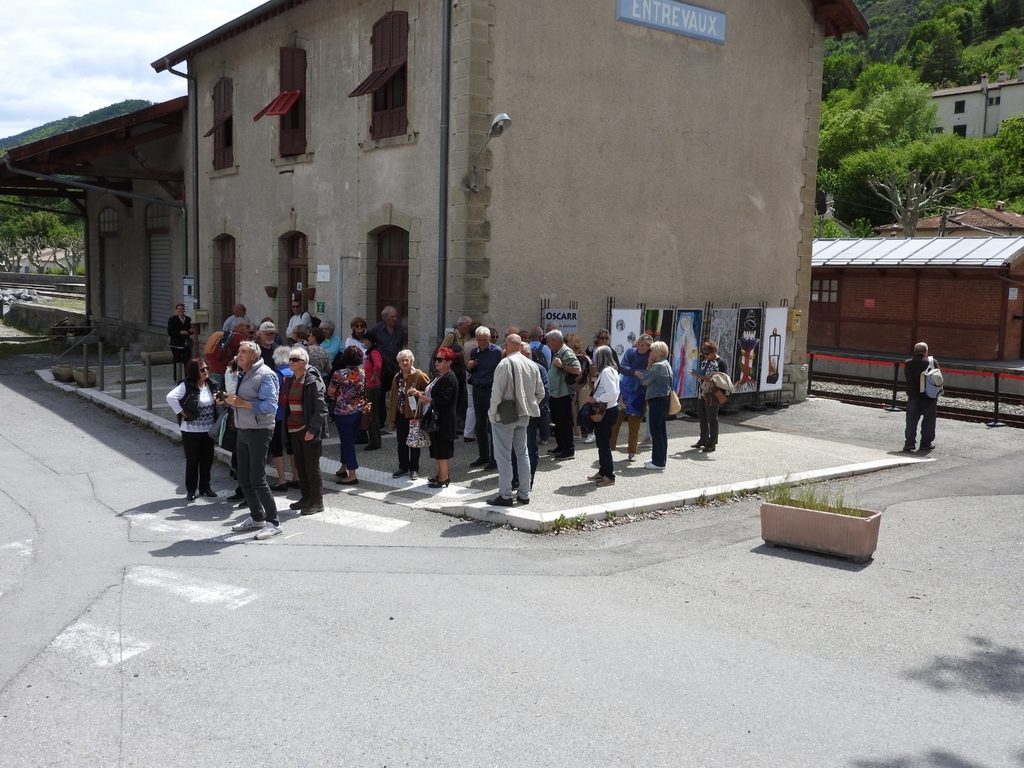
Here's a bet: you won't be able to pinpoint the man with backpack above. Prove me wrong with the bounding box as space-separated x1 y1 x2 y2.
903 342 941 453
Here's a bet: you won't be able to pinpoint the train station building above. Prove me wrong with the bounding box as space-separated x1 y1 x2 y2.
4 0 869 401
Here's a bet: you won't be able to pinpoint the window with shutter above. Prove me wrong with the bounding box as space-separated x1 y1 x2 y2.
205 77 234 170
348 11 408 140
253 47 307 157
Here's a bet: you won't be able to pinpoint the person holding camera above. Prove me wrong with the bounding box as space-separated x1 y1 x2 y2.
165 357 218 502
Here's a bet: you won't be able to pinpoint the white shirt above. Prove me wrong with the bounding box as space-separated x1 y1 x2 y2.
591 367 620 405
286 312 313 340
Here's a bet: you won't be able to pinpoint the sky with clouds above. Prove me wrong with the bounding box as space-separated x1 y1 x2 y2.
0 0 261 139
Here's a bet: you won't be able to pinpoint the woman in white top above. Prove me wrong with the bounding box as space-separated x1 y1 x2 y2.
586 346 621 487
166 358 219 501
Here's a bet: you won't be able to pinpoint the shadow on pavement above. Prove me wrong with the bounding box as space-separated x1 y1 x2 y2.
904 636 1024 702
851 748 1008 767
148 539 247 558
439 522 494 538
749 543 872 572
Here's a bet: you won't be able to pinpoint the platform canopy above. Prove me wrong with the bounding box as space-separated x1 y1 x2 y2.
812 236 1024 269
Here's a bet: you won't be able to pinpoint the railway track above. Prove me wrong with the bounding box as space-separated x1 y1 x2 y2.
811 384 1024 428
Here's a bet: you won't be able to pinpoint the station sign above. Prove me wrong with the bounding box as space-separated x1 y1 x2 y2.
616 0 726 44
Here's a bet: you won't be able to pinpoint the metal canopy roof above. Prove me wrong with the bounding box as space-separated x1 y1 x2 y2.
812 237 1024 269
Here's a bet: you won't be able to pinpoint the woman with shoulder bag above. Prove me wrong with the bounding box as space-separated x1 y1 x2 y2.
586 346 620 487
639 341 673 470
389 349 431 480
691 339 729 453
408 347 459 488
166 357 218 501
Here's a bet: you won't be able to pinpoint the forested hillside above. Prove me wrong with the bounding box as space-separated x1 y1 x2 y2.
819 0 1024 232
0 100 152 153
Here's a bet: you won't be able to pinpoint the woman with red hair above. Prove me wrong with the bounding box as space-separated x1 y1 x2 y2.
409 347 459 488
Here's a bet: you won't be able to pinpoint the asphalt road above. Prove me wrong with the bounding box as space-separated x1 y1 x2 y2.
1 352 1022 767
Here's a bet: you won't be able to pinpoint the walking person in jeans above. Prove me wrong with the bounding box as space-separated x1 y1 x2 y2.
903 342 939 453
224 340 282 539
639 341 673 470
281 346 330 516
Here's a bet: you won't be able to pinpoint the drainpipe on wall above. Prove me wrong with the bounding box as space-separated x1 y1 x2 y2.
435 0 452 346
164 60 201 314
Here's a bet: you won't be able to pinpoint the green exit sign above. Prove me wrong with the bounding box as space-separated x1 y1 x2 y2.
316 301 325 314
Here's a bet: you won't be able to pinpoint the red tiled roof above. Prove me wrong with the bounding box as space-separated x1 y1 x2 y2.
876 207 1024 234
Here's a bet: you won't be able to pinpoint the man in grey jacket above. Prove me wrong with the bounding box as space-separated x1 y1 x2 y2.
225 340 282 539
487 334 545 507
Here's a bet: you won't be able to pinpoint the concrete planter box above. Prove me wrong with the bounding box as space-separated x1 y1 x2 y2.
760 502 881 563
72 369 97 388
51 364 75 382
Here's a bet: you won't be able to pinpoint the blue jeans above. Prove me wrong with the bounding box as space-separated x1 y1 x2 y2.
334 412 363 470
905 395 937 448
236 427 278 524
647 396 669 467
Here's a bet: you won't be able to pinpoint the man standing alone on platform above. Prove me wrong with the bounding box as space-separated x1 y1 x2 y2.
167 303 192 381
903 342 938 453
467 325 503 468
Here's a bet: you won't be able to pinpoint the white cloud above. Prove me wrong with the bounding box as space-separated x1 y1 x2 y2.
0 0 260 138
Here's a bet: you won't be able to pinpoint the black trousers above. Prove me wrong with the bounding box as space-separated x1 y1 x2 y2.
289 431 323 506
697 398 720 446
181 430 214 495
364 386 382 448
472 385 493 460
550 394 575 454
395 414 421 472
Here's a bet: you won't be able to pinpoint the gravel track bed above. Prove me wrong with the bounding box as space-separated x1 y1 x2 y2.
810 380 1024 417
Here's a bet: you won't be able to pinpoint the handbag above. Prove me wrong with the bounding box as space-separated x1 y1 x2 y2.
496 361 520 424
420 407 440 433
358 399 373 431
668 390 682 416
589 402 608 422
208 406 229 441
406 419 431 448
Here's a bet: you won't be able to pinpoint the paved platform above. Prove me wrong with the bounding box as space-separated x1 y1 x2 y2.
38 360 932 531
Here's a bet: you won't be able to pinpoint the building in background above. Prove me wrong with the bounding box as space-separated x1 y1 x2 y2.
932 67 1024 138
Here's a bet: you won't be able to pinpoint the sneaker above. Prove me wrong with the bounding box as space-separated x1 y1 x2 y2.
643 461 665 470
231 516 261 533
628 453 636 462
392 469 410 478
583 433 596 444
255 522 282 539
595 476 616 487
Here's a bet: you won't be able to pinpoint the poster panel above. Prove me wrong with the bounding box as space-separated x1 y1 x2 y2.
671 309 704 397
643 308 675 350
708 308 738 378
732 307 763 394
759 307 788 392
610 309 642 359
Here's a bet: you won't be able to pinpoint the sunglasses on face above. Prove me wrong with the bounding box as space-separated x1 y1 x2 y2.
199 366 209 372
289 357 303 363
434 357 447 362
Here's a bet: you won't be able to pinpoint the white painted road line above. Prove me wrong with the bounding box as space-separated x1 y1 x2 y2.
121 511 230 540
51 620 150 667
126 566 258 609
0 539 33 557
320 458 484 499
317 506 411 533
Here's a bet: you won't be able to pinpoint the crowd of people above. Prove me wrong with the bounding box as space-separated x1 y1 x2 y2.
166 303 737 538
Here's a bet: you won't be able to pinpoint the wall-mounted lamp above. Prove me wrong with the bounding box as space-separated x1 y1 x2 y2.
462 113 511 193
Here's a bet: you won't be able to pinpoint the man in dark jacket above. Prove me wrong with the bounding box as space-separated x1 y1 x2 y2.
167 303 192 381
281 346 330 515
467 326 503 468
903 342 938 453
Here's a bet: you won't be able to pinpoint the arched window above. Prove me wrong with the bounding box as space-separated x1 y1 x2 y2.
147 205 172 326
376 226 408 321
98 207 120 319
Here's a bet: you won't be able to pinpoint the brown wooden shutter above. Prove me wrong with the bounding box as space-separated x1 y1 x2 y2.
372 16 391 72
391 12 407 66
211 77 233 169
279 47 306 156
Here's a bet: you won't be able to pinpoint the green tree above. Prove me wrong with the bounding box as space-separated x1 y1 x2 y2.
920 26 964 86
